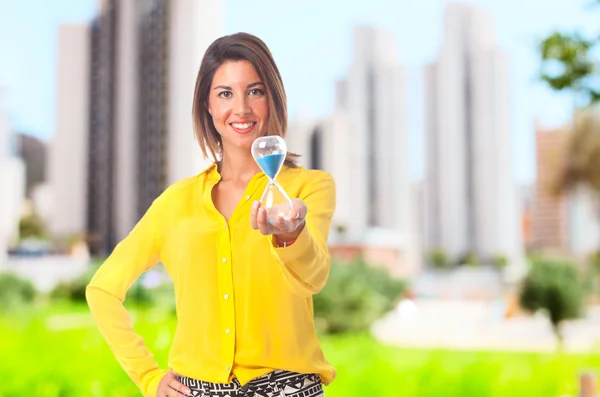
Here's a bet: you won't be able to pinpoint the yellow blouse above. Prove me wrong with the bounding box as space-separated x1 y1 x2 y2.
86 163 337 397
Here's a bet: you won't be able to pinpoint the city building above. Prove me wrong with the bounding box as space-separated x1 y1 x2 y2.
424 3 523 268
47 24 90 243
530 123 569 253
51 0 220 256
336 26 410 237
0 105 25 266
531 122 599 258
15 133 47 198
286 26 421 277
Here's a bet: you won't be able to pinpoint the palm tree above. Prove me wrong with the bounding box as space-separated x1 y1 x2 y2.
553 107 600 195
537 3 600 255
551 107 600 254
552 106 600 193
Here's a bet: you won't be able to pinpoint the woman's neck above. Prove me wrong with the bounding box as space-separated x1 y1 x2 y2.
218 150 261 183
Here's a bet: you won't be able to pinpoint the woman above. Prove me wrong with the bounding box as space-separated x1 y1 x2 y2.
86 32 336 397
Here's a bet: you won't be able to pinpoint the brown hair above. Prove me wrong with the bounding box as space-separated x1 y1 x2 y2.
192 32 298 167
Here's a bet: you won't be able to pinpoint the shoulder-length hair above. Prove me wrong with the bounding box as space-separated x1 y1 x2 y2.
192 32 298 167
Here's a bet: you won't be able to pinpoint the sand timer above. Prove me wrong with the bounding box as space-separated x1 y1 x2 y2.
251 136 293 223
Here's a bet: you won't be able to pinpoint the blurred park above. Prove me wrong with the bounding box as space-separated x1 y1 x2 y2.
1 257 599 396
2 0 600 396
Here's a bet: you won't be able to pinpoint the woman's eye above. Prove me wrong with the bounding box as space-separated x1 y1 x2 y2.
249 88 264 96
218 91 232 98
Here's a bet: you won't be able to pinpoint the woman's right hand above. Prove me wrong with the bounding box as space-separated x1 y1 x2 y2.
156 369 191 397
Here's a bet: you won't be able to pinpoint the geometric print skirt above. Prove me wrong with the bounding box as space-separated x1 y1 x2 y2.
177 370 324 397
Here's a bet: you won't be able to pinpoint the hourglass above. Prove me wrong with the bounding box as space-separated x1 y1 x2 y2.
251 136 293 223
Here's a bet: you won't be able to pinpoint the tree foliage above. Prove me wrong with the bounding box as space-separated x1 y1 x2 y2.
519 259 585 347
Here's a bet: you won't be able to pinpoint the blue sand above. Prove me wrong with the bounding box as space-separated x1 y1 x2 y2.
256 153 285 179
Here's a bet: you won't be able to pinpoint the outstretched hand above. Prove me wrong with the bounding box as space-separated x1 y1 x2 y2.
250 199 307 238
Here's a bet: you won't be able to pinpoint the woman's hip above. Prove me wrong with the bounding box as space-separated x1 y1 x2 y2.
177 369 324 397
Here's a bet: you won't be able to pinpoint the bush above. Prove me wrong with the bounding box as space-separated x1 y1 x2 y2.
50 263 100 303
519 259 586 348
125 278 156 308
588 251 600 295
457 251 479 267
427 248 450 269
18 214 47 240
0 272 37 312
492 254 508 270
313 259 407 334
50 262 156 307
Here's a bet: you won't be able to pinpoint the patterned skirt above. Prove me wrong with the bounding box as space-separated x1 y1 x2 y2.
177 369 324 397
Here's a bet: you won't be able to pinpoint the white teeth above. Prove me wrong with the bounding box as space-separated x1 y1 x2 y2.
232 122 253 129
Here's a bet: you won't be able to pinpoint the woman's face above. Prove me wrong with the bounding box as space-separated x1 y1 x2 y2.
207 60 269 153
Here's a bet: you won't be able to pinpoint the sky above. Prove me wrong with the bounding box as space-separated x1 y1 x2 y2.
0 0 598 183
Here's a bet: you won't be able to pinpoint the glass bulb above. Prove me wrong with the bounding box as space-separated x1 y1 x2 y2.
251 136 293 223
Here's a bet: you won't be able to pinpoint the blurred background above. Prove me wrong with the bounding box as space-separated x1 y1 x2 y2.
1 0 600 396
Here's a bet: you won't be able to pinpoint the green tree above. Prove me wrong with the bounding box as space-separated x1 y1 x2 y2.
539 32 599 106
519 259 585 348
537 0 600 106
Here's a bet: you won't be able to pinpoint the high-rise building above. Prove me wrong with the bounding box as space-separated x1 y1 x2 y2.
341 26 409 236
165 0 219 187
290 26 410 241
137 0 169 223
531 124 569 251
87 5 116 256
48 24 90 241
285 26 421 276
288 26 410 238
15 133 47 198
114 0 141 244
0 107 25 266
285 110 352 235
51 0 220 256
92 0 220 255
424 3 523 266
136 0 219 220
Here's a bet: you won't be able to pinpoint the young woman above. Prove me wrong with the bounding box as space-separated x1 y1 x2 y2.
86 32 336 397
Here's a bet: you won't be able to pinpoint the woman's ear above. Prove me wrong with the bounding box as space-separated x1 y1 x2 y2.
205 102 211 115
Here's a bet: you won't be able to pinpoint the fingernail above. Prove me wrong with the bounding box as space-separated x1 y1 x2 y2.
252 201 259 209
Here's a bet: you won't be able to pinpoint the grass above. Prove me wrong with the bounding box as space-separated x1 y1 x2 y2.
322 334 600 397
0 302 598 397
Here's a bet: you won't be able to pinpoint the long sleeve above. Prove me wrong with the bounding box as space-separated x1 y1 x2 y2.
272 171 336 297
86 196 167 397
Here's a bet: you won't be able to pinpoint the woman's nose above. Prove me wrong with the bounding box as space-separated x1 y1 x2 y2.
233 95 251 116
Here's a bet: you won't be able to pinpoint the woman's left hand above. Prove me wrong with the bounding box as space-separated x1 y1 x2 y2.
250 199 307 237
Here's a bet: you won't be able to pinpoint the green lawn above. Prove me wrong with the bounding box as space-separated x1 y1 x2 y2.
0 302 598 397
